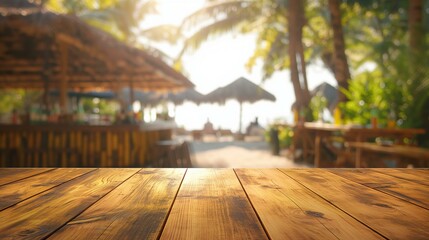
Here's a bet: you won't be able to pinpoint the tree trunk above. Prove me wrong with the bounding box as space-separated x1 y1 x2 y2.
288 0 302 109
288 0 310 113
296 0 311 107
409 0 423 77
408 0 427 131
328 0 350 103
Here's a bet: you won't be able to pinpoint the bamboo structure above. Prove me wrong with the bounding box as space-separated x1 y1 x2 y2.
0 125 171 167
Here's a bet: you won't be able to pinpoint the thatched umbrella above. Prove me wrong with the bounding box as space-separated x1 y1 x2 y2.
203 77 276 133
123 88 205 118
0 1 193 113
310 82 338 112
165 88 205 106
291 82 338 113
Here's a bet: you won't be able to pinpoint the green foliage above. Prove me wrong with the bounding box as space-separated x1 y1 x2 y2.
338 0 428 131
265 124 294 149
309 94 327 121
80 98 117 115
0 90 25 114
278 126 294 148
340 70 388 126
0 90 43 115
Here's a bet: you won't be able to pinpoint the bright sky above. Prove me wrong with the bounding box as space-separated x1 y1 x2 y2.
143 0 336 132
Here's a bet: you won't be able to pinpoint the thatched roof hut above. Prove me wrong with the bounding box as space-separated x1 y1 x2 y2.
0 1 193 90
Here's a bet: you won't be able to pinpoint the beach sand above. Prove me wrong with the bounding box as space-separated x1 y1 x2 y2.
189 141 309 168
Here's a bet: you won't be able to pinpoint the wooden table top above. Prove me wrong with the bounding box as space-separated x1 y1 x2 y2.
347 142 429 159
0 168 428 239
302 122 426 135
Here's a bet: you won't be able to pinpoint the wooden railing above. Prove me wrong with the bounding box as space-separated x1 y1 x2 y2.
0 124 172 167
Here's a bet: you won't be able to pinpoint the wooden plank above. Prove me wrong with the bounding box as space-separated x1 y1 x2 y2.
281 169 429 239
0 168 54 186
160 169 268 240
50 169 186 239
235 169 382 240
0 168 139 239
329 169 429 209
373 169 429 186
347 142 429 159
0 168 95 211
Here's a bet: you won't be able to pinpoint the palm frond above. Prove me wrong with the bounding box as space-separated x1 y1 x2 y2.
140 24 182 44
135 0 158 21
261 30 289 80
176 12 253 60
180 0 253 30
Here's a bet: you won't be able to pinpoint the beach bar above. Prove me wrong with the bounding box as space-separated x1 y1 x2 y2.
0 1 192 167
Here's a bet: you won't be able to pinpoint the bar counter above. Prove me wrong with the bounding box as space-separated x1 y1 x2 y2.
0 124 172 167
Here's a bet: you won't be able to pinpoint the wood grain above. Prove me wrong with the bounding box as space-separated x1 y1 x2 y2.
329 169 429 209
235 169 382 240
0 168 139 240
281 169 429 239
0 168 94 211
50 168 186 240
160 168 268 240
373 169 429 186
0 168 53 186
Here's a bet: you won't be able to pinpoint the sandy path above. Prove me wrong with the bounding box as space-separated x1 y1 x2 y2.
189 141 309 168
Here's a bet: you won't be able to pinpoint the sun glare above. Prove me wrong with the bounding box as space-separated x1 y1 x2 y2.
154 0 205 25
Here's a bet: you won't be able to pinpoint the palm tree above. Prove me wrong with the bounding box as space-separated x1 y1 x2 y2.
408 0 428 130
287 0 311 110
47 0 179 61
178 0 311 113
328 0 350 103
408 0 424 81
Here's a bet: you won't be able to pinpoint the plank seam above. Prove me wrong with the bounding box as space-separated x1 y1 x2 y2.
157 168 188 240
0 168 98 212
328 170 429 211
233 169 272 240
0 168 56 187
278 169 389 240
43 168 142 239
373 169 429 187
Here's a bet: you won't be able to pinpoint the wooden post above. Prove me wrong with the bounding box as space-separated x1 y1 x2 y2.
314 134 321 167
239 101 243 134
129 82 135 108
355 134 363 168
140 101 144 122
42 83 49 112
58 41 69 115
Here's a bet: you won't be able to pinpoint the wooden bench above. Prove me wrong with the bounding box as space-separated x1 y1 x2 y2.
346 142 429 167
